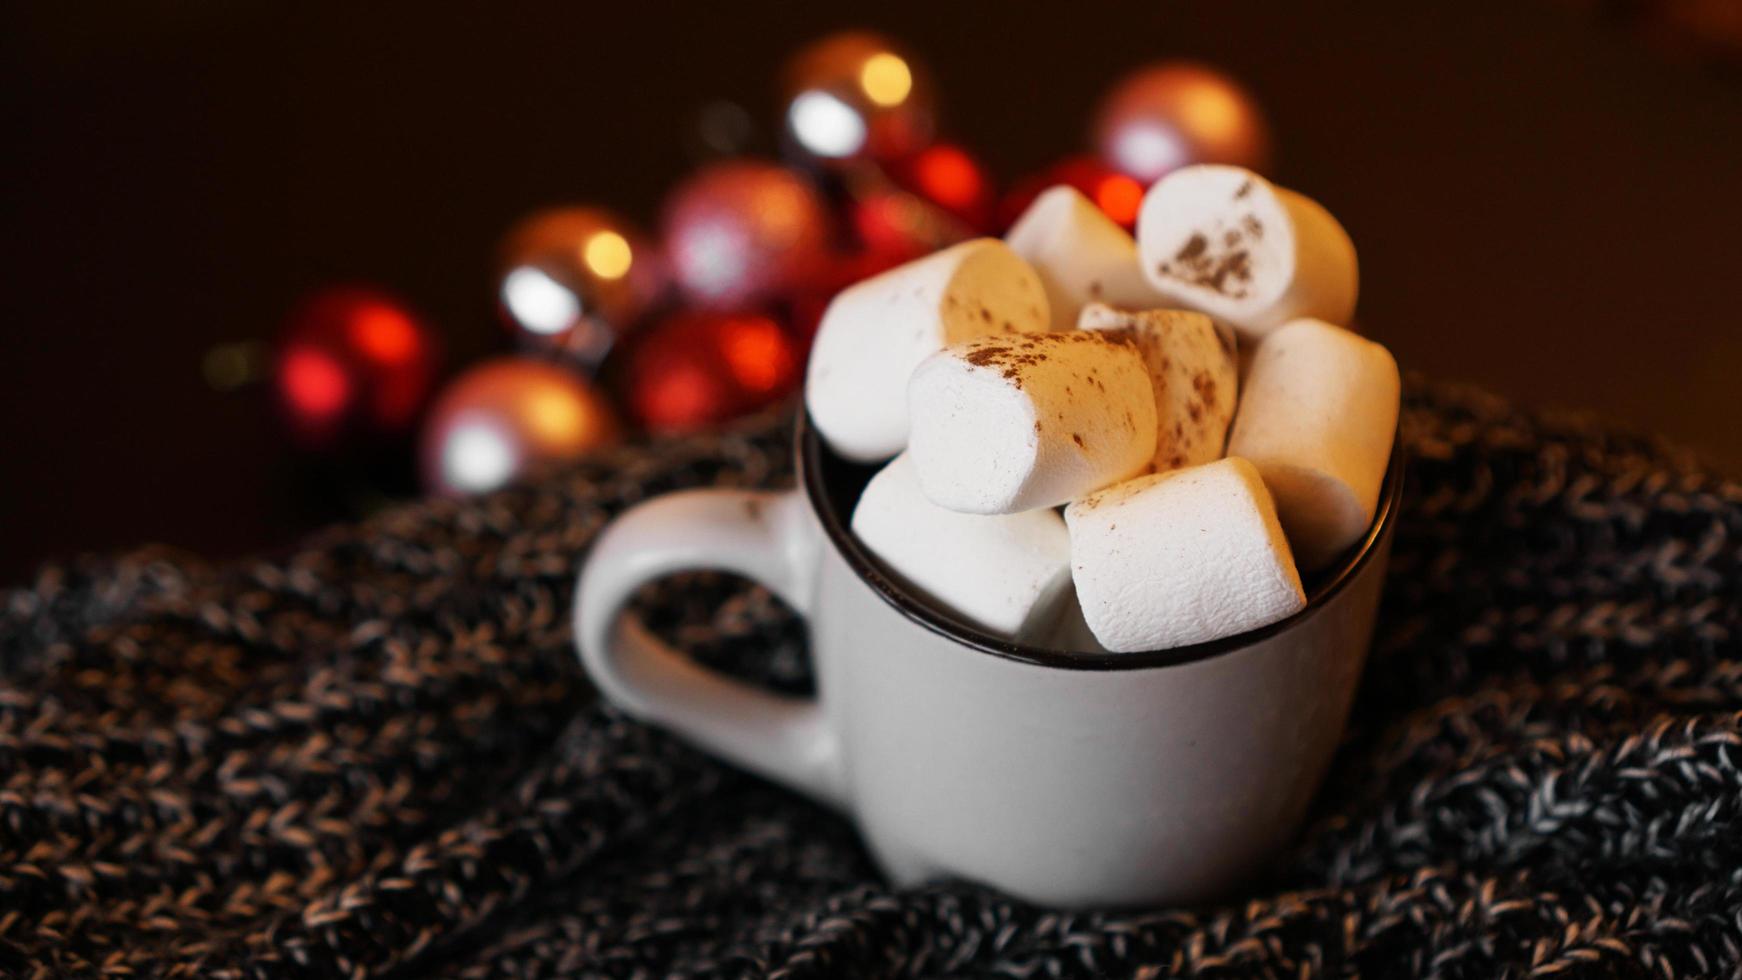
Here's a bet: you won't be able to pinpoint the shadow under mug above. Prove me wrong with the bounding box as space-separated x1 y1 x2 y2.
575 413 1402 908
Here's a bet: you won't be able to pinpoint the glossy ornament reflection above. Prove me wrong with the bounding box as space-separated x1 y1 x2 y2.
273 287 440 451
781 31 935 165
622 311 800 434
420 357 619 496
661 160 832 310
496 207 663 366
1092 62 1271 184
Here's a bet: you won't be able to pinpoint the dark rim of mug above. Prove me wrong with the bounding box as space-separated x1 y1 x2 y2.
797 411 1405 671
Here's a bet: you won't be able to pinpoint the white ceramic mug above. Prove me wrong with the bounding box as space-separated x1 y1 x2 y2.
575 415 1401 908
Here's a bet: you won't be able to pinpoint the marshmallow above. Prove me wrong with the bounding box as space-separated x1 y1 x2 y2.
1005 186 1167 331
907 333 1157 514
807 238 1051 462
1064 458 1306 653
1137 165 1357 338
1226 318 1400 570
852 453 1072 638
1078 303 1238 472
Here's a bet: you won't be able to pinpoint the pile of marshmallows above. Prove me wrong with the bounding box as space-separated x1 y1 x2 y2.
806 164 1401 654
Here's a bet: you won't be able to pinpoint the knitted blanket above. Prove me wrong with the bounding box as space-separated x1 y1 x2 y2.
3 379 1738 979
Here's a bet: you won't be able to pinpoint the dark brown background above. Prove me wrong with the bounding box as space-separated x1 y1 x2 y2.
5 2 1740 584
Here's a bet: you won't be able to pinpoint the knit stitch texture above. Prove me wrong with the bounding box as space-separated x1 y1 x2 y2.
2 378 1738 978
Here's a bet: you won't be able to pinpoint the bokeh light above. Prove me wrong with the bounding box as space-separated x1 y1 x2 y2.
440 420 516 495
501 266 581 337
859 53 913 107
788 90 868 158
909 145 985 212
583 231 633 281
279 347 350 422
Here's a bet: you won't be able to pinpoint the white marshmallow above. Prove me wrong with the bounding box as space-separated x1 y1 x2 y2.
1078 303 1238 472
1226 318 1400 570
1005 186 1167 331
907 333 1157 514
1137 165 1357 338
1064 458 1306 653
852 453 1072 638
806 238 1051 463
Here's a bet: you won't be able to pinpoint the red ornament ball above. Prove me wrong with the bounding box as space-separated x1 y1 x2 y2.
890 142 995 231
998 155 1146 232
623 311 801 434
849 183 974 267
781 31 936 165
1092 62 1271 184
661 160 832 310
496 206 664 365
420 357 619 496
274 286 440 451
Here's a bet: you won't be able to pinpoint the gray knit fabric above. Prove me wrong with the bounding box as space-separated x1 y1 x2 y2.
2 378 1738 978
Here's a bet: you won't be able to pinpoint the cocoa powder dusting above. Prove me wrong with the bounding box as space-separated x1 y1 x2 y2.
961 341 1048 385
1192 371 1217 405
1157 221 1259 298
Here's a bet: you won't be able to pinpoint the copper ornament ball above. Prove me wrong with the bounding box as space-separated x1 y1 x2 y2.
781 30 936 165
1092 62 1272 184
420 357 620 497
496 206 664 365
660 159 833 310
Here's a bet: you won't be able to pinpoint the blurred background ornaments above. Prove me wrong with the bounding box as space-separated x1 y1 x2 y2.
780 31 936 166
1091 61 1270 184
660 159 833 310
621 310 801 434
260 35 1277 502
889 142 995 232
496 206 665 368
420 357 619 497
272 286 440 452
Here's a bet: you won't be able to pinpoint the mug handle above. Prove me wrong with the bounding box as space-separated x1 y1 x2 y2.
573 487 845 809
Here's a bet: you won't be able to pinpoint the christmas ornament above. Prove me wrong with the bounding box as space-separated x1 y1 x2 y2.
849 179 974 267
780 31 936 165
274 287 440 451
622 311 800 433
419 357 619 496
496 206 663 366
890 142 995 231
661 160 832 310
998 155 1145 232
1092 62 1271 184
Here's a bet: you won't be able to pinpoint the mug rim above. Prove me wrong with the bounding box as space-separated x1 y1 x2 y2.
797 411 1404 671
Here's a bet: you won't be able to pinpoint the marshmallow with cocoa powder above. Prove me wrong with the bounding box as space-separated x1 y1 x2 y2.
907 332 1157 514
806 238 1051 463
1078 302 1238 472
852 453 1073 638
1226 317 1399 570
1137 165 1357 338
1064 457 1306 653
1005 186 1166 331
